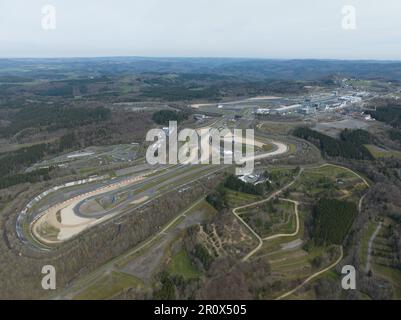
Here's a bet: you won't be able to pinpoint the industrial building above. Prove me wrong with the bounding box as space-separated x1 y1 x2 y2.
274 104 303 115
256 108 271 115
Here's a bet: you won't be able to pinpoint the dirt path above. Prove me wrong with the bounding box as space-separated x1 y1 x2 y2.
262 199 299 241
273 164 370 299
232 163 369 298
321 163 370 187
232 169 303 262
275 246 344 300
365 222 382 273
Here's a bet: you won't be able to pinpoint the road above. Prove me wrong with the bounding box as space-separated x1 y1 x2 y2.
30 164 225 246
22 125 290 248
241 140 288 163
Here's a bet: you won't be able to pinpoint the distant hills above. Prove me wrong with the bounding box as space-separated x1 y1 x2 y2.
1 57 401 81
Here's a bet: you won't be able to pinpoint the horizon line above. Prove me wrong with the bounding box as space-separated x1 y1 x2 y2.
0 55 401 63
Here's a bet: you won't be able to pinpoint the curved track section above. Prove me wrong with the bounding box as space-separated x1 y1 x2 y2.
16 130 290 250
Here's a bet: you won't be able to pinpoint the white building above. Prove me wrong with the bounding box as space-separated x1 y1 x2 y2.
274 104 302 114
256 108 271 115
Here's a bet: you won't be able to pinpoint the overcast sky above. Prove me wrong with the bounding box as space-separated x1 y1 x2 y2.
0 0 400 60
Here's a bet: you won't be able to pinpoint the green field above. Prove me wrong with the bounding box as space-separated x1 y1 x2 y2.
291 165 368 204
365 144 401 160
168 250 201 280
224 189 261 207
239 199 295 238
73 271 143 300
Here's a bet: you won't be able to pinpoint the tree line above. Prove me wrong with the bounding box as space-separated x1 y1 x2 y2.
0 132 79 189
311 198 357 246
0 105 111 137
293 127 373 160
151 110 189 126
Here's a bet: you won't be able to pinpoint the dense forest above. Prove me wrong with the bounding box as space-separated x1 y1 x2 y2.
0 168 53 189
366 105 401 129
0 133 78 189
152 110 189 126
340 128 372 144
142 86 220 101
0 143 50 177
388 129 401 141
312 198 358 246
0 106 111 137
205 186 228 211
293 127 373 160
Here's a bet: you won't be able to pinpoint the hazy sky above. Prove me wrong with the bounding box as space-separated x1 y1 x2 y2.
1 0 401 59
